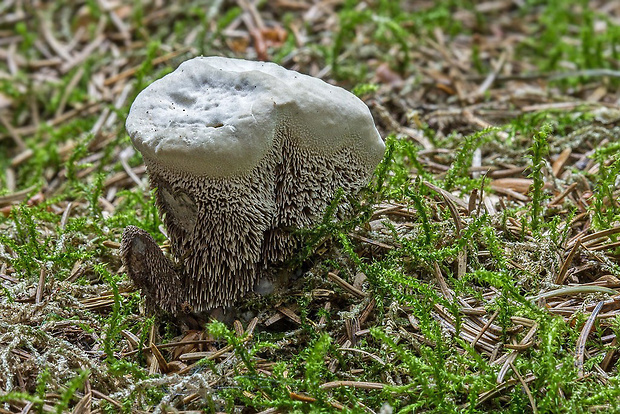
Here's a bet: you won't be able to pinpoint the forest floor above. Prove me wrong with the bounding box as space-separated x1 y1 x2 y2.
1 1 620 412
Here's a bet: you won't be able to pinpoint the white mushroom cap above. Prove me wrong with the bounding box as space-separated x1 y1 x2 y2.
126 56 384 178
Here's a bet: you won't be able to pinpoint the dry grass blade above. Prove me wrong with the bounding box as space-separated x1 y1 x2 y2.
178 351 224 362
473 51 506 97
471 310 498 348
288 392 346 410
91 390 122 410
549 182 578 206
433 262 452 299
35 267 46 304
423 180 468 209
575 301 604 378
577 225 620 246
527 286 617 301
177 337 251 374
80 291 133 310
433 304 496 353
11 148 34 168
348 232 397 250
339 347 386 365
490 178 533 194
473 379 519 409
555 238 581 285
245 316 259 335
491 185 530 202
149 343 171 374
503 341 534 351
552 147 572 177
509 362 538 414
119 148 145 190
440 187 464 234
327 271 367 298
319 381 385 390
103 47 192 87
496 324 538 383
277 305 303 325
256 409 281 414
600 337 617 372
72 391 92 414
102 240 120 249
0 186 37 206
0 112 26 149
589 240 620 251
0 102 103 139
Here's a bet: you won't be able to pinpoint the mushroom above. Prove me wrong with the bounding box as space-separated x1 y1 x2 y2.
122 56 385 313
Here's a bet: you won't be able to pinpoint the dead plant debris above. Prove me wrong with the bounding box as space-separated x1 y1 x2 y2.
1 0 620 412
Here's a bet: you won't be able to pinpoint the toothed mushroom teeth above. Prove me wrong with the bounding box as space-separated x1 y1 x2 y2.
125 56 385 312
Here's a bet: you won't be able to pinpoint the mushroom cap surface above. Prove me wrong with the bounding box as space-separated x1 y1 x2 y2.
126 56 384 178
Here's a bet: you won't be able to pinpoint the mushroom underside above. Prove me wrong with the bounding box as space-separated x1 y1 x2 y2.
131 139 371 313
